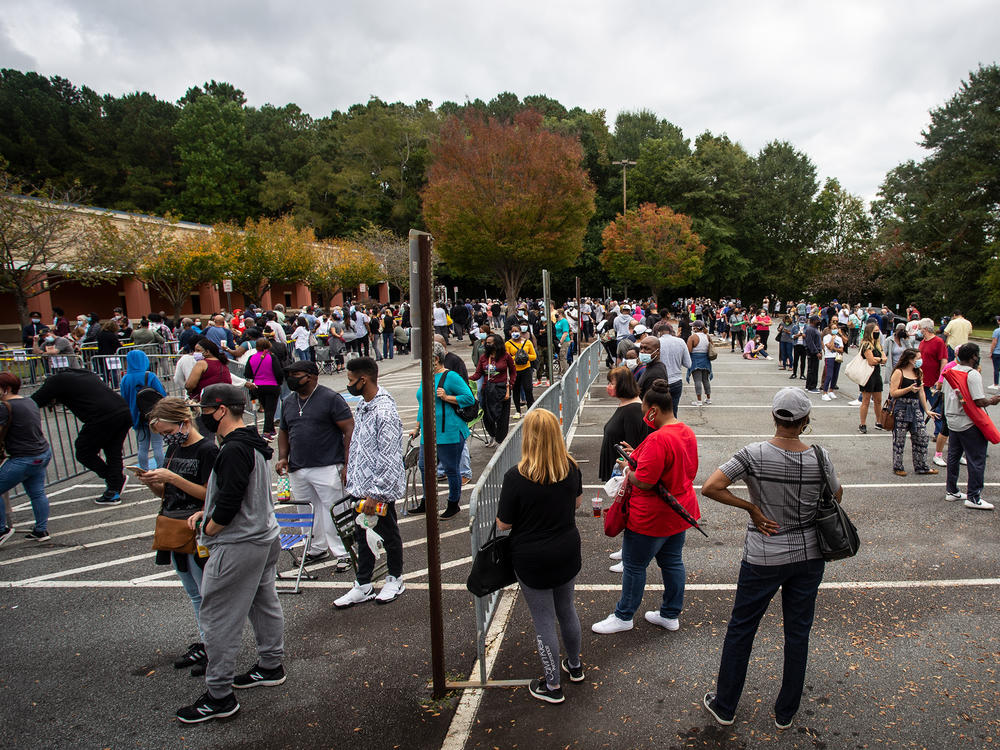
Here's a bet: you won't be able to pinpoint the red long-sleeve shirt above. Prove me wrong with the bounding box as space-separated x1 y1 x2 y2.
472 353 517 387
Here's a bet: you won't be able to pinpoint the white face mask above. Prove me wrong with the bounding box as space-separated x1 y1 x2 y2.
624 359 639 370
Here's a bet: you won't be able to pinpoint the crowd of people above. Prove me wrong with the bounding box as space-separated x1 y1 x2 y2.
1 291 997 728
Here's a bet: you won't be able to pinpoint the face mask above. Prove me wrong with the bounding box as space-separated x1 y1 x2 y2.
872 331 879 339
643 408 658 429
831 328 839 335
192 352 205 361
915 332 924 341
163 429 189 449
287 376 308 392
345 379 364 397
201 410 222 433
638 352 652 364
44 336 55 344
605 384 616 398
914 358 923 368
511 331 521 340
477 332 487 340
30 318 40 324
624 359 638 370
520 325 528 332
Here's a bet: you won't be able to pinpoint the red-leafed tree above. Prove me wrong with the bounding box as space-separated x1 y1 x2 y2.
600 203 705 297
422 110 595 306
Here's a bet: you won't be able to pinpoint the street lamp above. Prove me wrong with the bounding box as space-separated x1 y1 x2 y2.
612 159 636 215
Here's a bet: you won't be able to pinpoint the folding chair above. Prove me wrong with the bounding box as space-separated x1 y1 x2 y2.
314 345 334 375
275 500 318 594
402 435 422 515
465 381 489 446
331 499 388 584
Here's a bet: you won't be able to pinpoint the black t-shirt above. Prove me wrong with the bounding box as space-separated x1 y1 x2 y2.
31 370 130 423
496 463 583 589
598 402 651 481
638 361 668 399
161 437 219 517
0 398 49 457
279 385 354 470
443 352 469 383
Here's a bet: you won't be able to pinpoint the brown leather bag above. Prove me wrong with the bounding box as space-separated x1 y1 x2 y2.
152 515 197 554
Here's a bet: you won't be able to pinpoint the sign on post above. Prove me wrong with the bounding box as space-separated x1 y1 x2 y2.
222 279 233 293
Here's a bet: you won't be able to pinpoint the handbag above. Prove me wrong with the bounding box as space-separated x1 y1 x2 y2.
881 396 896 431
843 351 874 385
466 522 516 596
811 446 859 561
152 514 197 554
707 338 718 361
603 483 630 537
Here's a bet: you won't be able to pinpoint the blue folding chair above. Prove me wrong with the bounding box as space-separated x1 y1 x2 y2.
275 500 316 594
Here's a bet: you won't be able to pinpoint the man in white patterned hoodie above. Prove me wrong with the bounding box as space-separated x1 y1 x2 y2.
336 357 407 608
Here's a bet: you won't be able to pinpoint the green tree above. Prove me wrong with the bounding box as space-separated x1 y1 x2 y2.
307 241 382 307
423 110 596 307
600 203 705 299
809 178 877 299
213 216 314 306
139 233 221 322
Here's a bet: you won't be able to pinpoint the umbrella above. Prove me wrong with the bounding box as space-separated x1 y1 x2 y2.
615 444 708 537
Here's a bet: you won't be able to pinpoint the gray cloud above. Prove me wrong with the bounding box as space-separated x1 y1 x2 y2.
1 0 997 201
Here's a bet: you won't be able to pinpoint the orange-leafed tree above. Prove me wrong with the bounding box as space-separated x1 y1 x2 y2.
307 241 382 308
213 216 314 306
601 203 705 298
422 110 595 307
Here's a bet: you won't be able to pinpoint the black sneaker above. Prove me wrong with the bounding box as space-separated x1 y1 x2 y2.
24 528 50 541
94 489 122 506
858 424 867 434
176 691 240 723
703 692 734 725
233 663 286 689
775 715 793 730
874 423 887 431
0 526 15 545
299 550 330 565
174 642 206 669
560 658 585 683
528 677 564 704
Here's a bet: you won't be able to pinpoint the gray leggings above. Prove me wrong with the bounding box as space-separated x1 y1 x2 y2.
518 575 582 688
691 369 711 398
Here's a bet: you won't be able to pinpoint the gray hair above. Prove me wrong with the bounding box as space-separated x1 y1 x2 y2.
432 341 447 363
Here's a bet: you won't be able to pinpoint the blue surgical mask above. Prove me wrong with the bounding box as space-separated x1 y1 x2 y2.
511 331 521 340
915 332 924 341
192 352 205 361
914 358 923 368
638 352 652 364
477 332 487 340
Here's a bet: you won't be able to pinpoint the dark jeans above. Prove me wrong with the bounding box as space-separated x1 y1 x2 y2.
779 341 793 368
513 368 534 413
254 385 280 434
993 354 1000 386
614 528 686 620
792 345 807 377
418 439 464 508
75 411 132 493
713 558 825 722
758 330 769 350
0 449 51 531
354 502 403 584
946 426 987 500
668 379 682 418
732 329 746 352
822 358 841 392
382 331 394 359
805 353 820 390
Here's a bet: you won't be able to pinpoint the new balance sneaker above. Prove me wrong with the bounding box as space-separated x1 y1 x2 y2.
176 691 240 723
233 663 286 689
174 642 206 670
609 561 624 573
964 497 994 510
376 575 405 604
560 658 585 683
591 613 633 634
703 692 734 726
528 677 564 704
0 526 14 545
644 611 680 631
945 491 967 502
334 581 375 609
24 528 50 541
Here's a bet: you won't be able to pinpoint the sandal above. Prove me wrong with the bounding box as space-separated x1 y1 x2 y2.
893 470 907 476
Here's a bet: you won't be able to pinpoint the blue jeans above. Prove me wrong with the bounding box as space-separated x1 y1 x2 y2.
419 439 464 507
992 353 1000 386
779 341 793 368
135 428 164 471
295 348 310 361
382 331 394 359
0 449 52 532
437 440 471 479
713 558 825 722
173 554 205 641
614 528 687 621
822 358 841 392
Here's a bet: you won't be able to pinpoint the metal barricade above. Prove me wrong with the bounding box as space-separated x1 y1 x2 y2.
466 340 601 685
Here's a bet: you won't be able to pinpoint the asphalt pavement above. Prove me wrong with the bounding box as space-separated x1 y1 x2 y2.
1 337 998 749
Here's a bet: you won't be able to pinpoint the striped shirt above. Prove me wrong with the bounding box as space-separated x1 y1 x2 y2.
719 442 841 566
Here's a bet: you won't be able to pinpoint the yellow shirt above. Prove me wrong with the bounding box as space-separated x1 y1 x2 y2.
505 338 536 371
944 316 972 348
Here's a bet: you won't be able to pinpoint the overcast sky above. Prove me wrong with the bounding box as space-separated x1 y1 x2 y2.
2 0 997 203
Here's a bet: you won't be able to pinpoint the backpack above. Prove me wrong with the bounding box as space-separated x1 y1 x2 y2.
135 373 164 424
443 370 479 423
512 340 529 367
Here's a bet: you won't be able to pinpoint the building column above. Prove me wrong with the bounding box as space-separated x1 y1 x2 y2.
122 277 152 319
293 282 312 309
259 287 273 311
29 275 54 323
198 283 221 315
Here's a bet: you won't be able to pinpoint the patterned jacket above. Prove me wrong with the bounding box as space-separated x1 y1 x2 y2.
345 386 406 502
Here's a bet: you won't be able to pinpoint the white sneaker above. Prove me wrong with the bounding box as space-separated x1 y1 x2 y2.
933 455 947 467
592 613 633 634
828 391 837 399
691 400 702 407
375 575 405 604
989 385 1000 391
644 611 680 631
609 561 624 573
945 491 967 502
609 549 623 560
821 394 832 401
964 497 994 510
333 581 375 609
960 455 967 465
704 399 712 405
847 398 862 406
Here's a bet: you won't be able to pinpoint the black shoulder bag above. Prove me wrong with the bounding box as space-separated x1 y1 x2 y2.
812 446 860 561
466 522 516 597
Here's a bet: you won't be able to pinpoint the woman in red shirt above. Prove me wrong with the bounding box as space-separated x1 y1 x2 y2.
755 309 773 352
592 379 700 634
471 334 516 447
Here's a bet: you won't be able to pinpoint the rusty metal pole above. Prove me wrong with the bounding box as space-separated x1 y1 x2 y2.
413 230 446 699
575 276 582 354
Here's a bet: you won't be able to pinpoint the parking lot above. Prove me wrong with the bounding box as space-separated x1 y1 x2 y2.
2 341 998 749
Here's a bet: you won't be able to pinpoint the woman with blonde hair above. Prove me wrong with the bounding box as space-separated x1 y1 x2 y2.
497 409 584 704
137 397 219 676
857 322 888 433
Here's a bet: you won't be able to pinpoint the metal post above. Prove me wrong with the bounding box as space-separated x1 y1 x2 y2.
409 232 423 360
413 230 446 700
542 270 554 383
575 276 582 357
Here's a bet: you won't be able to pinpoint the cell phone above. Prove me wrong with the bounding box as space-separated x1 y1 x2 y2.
126 466 146 475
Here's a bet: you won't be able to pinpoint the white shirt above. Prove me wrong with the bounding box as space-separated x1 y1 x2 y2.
822 333 844 358
291 326 310 351
944 364 985 433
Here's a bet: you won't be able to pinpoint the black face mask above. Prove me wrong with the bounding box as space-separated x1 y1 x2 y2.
287 376 308 392
201 409 222 433
346 378 364 397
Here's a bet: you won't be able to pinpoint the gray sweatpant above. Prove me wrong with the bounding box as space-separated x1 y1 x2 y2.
517 576 581 688
200 537 284 697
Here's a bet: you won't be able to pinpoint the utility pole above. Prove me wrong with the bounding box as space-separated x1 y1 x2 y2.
612 159 636 215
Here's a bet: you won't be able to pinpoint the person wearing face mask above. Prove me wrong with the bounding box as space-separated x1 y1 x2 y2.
637 336 668 400
918 318 950 466
121 349 169 470
856 323 888 433
185 338 232 401
657 322 692 418
598 368 651 484
820 323 845 400
21 312 49 354
621 346 640 376
31 328 81 370
789 316 808 380
685 320 713 406
887 349 939 476
506 326 537 420
275 361 355 570
141 398 220 676
592 379 699 635
0 373 52 543
472 334 516 448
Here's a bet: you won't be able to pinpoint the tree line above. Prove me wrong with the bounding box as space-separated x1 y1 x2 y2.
1 65 997 318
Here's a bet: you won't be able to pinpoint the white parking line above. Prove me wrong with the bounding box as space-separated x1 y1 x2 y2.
0 519 157 566
9 552 154 586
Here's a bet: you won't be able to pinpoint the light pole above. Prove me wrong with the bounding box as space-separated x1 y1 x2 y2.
612 159 636 215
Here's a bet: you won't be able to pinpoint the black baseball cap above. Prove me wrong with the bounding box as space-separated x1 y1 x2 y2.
285 361 319 376
198 384 246 409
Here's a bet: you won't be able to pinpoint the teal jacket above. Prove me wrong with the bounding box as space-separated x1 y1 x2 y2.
416 370 475 445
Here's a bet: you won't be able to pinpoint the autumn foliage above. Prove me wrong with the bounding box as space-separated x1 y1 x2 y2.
423 110 595 306
601 203 705 294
